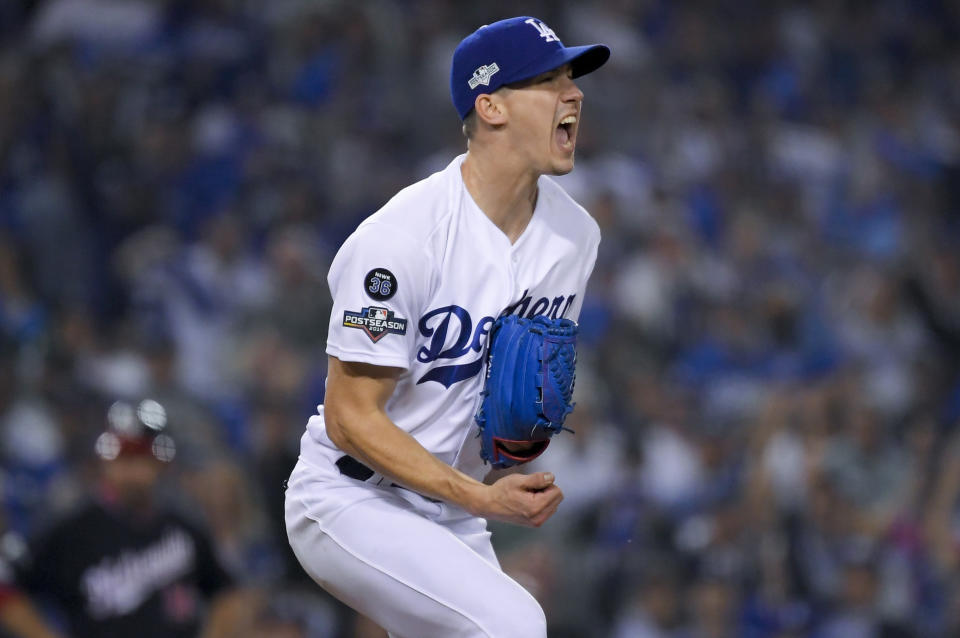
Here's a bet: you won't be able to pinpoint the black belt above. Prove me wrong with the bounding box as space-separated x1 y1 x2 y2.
335 455 377 481
335 455 440 503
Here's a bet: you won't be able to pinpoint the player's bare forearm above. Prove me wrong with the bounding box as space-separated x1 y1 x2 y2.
325 357 490 504
325 357 563 526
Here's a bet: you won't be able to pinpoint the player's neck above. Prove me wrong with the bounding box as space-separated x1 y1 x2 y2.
461 150 538 244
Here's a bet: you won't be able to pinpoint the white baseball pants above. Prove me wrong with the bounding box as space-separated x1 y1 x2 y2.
284 458 547 638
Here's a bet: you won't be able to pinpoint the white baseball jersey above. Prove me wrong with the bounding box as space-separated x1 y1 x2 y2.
298 153 600 481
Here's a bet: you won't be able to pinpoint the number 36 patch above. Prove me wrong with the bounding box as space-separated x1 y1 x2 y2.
364 268 396 301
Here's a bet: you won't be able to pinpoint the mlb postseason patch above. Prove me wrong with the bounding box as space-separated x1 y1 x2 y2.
469 63 499 89
343 306 408 343
364 268 397 301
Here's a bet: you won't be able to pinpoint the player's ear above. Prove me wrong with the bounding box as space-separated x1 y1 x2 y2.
474 93 507 127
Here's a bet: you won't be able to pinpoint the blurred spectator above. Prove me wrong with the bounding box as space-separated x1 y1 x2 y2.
820 402 912 537
815 547 882 638
680 575 744 638
2 399 252 638
611 567 682 638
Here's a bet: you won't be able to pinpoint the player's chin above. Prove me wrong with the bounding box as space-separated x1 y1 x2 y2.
547 140 576 175
548 155 576 176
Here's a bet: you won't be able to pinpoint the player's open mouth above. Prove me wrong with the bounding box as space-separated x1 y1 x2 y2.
555 115 577 151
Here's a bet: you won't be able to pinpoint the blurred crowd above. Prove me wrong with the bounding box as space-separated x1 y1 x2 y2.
1 0 959 636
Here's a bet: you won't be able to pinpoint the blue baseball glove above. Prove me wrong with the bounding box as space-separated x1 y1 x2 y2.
474 314 578 468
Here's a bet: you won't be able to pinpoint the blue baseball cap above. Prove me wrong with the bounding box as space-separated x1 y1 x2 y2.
450 16 610 120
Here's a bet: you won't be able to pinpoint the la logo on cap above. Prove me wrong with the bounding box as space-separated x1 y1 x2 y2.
469 63 500 89
525 18 559 43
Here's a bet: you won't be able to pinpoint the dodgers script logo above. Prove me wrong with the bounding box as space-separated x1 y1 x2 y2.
416 290 576 388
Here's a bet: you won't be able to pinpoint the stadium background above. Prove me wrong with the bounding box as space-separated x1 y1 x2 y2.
1 0 960 636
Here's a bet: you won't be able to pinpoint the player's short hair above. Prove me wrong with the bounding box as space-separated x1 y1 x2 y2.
462 110 478 139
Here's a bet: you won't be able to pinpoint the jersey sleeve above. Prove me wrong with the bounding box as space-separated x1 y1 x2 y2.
325 221 431 369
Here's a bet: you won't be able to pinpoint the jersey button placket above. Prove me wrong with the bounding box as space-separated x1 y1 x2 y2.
508 252 522 298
